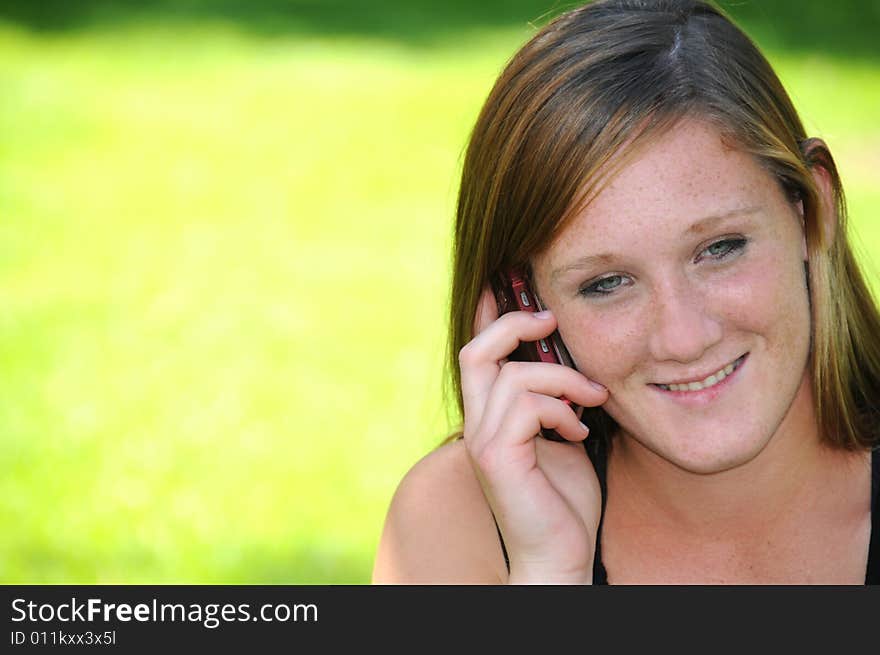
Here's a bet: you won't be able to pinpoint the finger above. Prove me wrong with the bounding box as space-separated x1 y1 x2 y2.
459 309 559 435
498 361 608 407
472 392 590 477
473 361 607 452
462 308 559 376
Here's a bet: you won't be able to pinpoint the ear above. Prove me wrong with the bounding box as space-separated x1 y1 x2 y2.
800 138 838 253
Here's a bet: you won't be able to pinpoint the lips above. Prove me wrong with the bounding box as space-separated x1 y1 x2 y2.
652 354 748 393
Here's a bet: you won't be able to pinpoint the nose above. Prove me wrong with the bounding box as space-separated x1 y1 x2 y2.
647 277 723 364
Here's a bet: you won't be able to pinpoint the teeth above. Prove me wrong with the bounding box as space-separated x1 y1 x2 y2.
657 357 741 392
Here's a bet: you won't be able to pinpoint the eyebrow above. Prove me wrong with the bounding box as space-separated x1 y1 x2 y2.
550 205 762 282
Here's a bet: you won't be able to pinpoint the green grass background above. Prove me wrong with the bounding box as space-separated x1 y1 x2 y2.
1 1 878 583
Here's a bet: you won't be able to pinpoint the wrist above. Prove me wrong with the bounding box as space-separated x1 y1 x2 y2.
507 560 593 585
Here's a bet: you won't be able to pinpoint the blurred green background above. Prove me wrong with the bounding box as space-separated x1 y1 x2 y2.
1 0 878 583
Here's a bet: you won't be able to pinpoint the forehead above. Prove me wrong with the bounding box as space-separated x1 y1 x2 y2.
547 119 782 251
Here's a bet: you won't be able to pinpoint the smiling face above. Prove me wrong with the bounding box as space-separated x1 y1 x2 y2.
531 118 814 474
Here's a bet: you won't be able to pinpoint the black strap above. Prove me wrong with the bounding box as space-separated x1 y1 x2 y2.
493 514 510 574
587 437 610 585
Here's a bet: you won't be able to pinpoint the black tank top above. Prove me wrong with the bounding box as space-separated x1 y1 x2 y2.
493 441 880 584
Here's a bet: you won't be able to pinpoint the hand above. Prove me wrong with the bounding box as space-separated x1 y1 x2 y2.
460 286 609 584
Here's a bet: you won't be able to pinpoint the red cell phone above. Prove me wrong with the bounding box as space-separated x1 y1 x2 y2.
490 267 584 442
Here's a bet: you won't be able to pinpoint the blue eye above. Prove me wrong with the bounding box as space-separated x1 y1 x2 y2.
701 237 747 261
579 274 627 297
577 237 747 299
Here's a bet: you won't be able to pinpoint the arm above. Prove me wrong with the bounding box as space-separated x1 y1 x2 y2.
371 439 508 584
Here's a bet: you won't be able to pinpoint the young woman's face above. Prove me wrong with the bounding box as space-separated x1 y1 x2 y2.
531 118 812 474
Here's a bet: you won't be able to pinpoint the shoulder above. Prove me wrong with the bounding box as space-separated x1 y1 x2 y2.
371 438 508 584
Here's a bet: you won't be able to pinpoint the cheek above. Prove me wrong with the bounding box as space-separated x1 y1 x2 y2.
555 309 648 384
722 250 811 349
712 264 776 332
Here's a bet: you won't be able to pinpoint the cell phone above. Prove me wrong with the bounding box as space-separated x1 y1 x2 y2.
490 267 584 442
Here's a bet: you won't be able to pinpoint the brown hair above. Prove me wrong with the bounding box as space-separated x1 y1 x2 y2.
444 0 880 449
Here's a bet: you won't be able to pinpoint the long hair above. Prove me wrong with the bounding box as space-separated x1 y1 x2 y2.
444 0 880 449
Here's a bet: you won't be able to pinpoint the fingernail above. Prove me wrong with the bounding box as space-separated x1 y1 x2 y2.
589 380 606 392
534 310 553 319
579 421 590 435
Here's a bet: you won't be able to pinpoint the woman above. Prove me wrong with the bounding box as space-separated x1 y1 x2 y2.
372 0 880 584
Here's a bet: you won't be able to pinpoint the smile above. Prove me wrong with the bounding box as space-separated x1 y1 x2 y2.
653 354 748 392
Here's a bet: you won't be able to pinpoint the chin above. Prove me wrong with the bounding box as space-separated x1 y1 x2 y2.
625 421 775 476
664 442 767 476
